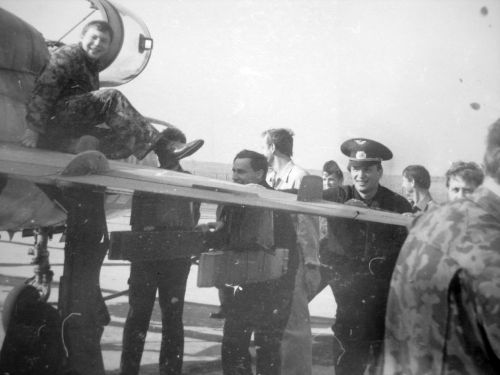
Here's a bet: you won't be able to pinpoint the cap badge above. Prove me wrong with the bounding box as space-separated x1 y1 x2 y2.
355 151 366 159
355 140 366 145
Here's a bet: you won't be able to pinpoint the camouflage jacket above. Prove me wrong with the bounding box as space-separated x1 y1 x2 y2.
382 186 500 375
26 43 100 134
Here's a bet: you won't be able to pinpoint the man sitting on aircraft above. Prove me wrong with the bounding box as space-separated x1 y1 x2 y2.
322 138 412 375
21 20 202 161
120 127 201 375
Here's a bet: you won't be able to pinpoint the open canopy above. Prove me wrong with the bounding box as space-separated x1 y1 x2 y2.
90 0 153 86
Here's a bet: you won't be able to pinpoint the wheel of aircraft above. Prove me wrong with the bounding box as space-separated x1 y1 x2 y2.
1 284 37 330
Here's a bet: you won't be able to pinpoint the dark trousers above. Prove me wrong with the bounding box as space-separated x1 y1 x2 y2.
221 281 293 375
120 258 191 375
39 89 159 159
58 188 110 375
330 272 390 375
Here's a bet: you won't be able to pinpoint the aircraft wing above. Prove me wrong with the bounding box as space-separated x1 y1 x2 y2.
0 142 412 228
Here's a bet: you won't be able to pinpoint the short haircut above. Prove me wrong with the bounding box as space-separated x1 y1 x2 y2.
234 149 268 175
485 118 500 183
82 20 114 41
402 165 431 190
262 128 294 157
445 161 484 187
323 160 344 182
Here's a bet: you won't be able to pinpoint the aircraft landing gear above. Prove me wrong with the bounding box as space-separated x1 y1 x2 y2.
2 226 54 330
27 227 54 301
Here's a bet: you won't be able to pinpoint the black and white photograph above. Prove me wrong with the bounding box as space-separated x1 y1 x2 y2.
1 0 499 374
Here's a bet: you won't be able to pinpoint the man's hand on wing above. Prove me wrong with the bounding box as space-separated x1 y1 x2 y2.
21 129 39 148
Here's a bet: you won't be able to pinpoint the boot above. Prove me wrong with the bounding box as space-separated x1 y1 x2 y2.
169 139 205 160
155 139 204 166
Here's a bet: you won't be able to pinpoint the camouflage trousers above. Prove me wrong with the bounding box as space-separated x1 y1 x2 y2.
38 88 160 159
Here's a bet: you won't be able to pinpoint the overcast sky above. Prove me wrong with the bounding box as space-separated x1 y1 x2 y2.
4 0 500 175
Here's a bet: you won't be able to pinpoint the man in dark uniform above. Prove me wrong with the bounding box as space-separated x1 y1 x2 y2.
22 20 202 161
204 149 298 375
321 138 412 375
119 128 203 375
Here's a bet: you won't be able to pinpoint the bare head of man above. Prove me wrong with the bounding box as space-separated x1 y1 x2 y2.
232 149 268 185
445 161 484 201
80 20 113 60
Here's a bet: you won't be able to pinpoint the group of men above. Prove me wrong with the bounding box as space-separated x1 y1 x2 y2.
12 17 500 375
401 160 484 212
204 130 412 375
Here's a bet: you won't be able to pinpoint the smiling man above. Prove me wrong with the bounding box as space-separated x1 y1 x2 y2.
321 138 412 375
22 20 202 161
202 150 298 375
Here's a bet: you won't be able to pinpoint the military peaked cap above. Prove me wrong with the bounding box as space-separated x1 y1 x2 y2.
341 138 393 168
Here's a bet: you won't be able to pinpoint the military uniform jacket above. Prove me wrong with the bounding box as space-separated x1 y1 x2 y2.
382 185 500 375
323 184 411 275
26 43 100 134
131 169 200 231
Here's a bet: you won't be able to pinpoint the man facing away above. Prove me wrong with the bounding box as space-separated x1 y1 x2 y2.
120 127 203 375
445 160 484 201
401 164 436 213
380 119 500 375
22 20 202 162
321 138 412 375
261 128 321 375
201 149 298 375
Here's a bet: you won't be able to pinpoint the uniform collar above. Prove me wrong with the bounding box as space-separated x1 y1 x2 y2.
413 194 433 212
352 184 381 207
